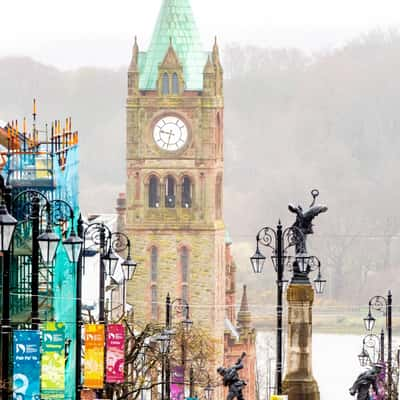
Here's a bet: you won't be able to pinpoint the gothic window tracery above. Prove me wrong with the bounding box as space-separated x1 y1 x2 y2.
151 246 158 319
180 246 189 301
149 175 160 208
182 176 192 208
172 73 179 94
162 73 169 95
216 174 223 219
165 175 176 208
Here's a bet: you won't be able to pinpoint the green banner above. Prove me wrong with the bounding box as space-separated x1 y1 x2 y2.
41 321 65 399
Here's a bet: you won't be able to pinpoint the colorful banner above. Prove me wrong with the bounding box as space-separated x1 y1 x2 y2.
171 366 184 400
13 330 41 400
41 321 66 399
84 324 105 388
106 324 125 383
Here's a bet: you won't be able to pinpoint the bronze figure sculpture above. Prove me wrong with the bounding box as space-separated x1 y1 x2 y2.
349 364 383 400
288 189 328 255
217 352 247 400
288 190 328 282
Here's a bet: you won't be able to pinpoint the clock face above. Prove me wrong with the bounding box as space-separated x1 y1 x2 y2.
153 116 188 151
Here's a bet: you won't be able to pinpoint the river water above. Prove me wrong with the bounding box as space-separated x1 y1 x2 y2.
256 332 399 400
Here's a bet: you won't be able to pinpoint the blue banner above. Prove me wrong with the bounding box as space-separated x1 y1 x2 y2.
13 330 41 400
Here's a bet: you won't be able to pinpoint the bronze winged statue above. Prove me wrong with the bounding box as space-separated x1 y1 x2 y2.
288 189 328 254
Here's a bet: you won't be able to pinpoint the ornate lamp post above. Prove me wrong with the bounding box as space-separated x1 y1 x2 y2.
77 222 136 399
0 178 17 400
157 331 171 400
363 291 393 399
250 190 327 397
164 294 192 400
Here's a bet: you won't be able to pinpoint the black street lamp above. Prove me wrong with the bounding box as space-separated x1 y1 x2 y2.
204 383 214 400
363 291 393 399
77 223 136 399
121 253 137 316
164 294 192 400
11 191 81 331
358 331 385 367
250 190 327 395
358 347 371 368
0 179 17 400
37 221 61 265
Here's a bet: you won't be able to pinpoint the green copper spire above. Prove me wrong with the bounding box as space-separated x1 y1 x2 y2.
139 0 208 90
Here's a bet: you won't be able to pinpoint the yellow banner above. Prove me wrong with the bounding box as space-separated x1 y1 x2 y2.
271 396 288 400
84 324 105 389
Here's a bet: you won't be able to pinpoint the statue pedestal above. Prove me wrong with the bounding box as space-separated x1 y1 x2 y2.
282 284 320 400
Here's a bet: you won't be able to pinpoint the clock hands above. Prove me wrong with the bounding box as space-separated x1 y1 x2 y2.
160 129 176 148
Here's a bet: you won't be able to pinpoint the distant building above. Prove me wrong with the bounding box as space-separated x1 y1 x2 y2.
224 238 256 400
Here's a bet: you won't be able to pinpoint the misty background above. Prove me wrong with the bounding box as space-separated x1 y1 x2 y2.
1 29 400 309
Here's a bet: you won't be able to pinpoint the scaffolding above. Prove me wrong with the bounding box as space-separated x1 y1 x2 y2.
0 101 80 400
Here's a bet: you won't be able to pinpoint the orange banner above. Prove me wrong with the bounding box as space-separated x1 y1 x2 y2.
84 324 105 389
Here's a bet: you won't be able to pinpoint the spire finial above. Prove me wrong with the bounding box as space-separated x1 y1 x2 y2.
237 284 252 330
240 284 249 312
169 36 173 46
203 55 214 74
129 36 139 70
212 37 221 67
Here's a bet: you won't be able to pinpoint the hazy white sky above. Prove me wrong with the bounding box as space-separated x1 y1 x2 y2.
2 0 400 69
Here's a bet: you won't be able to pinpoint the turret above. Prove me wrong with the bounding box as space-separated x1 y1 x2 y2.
212 37 223 96
203 55 215 96
128 37 139 97
237 285 252 332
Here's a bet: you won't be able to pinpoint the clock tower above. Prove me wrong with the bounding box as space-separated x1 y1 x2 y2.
122 0 225 355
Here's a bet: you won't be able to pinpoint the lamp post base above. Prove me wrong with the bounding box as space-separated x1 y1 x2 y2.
282 284 320 400
282 377 320 400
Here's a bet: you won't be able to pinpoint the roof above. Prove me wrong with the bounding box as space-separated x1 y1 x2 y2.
139 0 208 90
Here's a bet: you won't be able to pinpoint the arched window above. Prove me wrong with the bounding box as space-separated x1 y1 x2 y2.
172 73 179 94
151 285 158 319
151 247 158 319
162 73 169 95
149 175 160 208
216 174 223 219
151 247 158 282
181 247 189 301
165 175 176 208
182 176 192 208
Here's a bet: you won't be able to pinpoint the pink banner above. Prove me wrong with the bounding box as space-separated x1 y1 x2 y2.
106 324 125 383
171 366 184 400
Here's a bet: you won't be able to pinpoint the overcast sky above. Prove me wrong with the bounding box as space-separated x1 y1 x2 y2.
2 0 400 69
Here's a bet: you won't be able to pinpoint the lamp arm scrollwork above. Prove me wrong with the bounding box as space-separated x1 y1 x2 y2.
256 226 277 252
369 296 388 316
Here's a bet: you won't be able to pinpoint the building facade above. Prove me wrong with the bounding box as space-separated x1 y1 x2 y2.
121 0 225 359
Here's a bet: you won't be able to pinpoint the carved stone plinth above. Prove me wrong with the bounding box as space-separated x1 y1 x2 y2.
282 284 320 400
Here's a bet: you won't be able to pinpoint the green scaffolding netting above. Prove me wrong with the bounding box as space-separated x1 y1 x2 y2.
2 143 80 400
